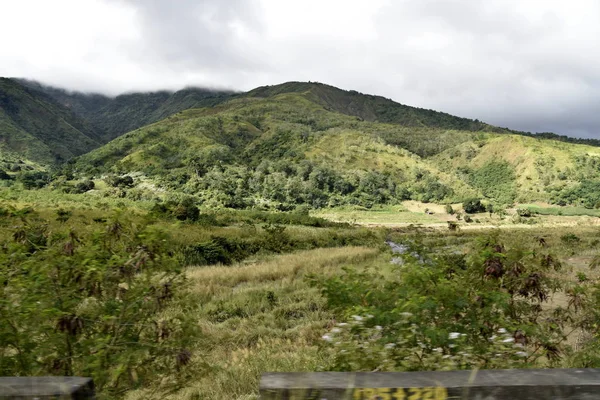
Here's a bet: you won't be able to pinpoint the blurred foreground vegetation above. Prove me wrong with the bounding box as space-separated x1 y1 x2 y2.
3 189 600 399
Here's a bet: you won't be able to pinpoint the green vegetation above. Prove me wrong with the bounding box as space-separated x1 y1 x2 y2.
467 161 516 204
313 234 567 371
552 180 600 208
463 198 485 214
17 79 234 143
4 180 600 399
523 204 600 217
0 78 232 165
5 79 600 208
0 78 100 164
0 210 194 395
7 78 600 400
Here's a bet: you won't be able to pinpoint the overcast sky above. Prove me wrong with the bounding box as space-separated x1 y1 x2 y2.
2 0 599 138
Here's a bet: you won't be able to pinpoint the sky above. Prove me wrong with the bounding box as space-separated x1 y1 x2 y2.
1 0 599 138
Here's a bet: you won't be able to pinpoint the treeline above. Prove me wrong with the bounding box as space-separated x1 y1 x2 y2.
512 130 600 148
168 160 454 210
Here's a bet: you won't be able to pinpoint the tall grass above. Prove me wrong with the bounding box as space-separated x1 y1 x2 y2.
124 247 379 400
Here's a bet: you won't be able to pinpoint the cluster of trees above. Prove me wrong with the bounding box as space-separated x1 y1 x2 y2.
174 160 453 210
551 180 600 208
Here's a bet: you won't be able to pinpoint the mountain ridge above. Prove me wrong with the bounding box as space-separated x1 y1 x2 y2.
3 78 600 166
72 85 600 208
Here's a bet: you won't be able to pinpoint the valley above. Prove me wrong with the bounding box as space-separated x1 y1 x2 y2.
3 79 600 399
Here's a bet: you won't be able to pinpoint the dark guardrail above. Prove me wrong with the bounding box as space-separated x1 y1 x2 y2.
259 369 600 399
0 377 95 399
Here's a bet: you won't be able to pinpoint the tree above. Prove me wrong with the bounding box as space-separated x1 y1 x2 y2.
106 175 134 188
463 198 485 214
0 169 12 180
173 198 200 221
19 171 51 189
75 180 95 193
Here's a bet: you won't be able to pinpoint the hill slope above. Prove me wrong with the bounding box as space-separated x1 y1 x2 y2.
17 79 234 142
6 79 600 209
0 79 234 164
0 78 101 164
75 85 600 209
76 92 482 208
246 81 502 132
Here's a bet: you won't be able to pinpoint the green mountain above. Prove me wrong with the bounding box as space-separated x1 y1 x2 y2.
17 79 234 142
73 82 600 209
5 79 600 209
0 78 101 164
0 78 233 165
247 81 498 132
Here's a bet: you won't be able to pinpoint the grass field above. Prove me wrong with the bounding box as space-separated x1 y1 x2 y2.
311 204 444 225
522 204 600 218
5 187 600 399
124 247 380 400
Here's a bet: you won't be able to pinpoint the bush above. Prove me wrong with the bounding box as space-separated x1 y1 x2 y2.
463 198 485 214
516 208 532 217
106 175 134 188
0 213 194 395
0 169 12 180
181 236 257 266
312 236 568 372
75 180 95 193
151 199 200 222
19 171 51 189
561 233 581 245
445 204 454 215
173 199 200 221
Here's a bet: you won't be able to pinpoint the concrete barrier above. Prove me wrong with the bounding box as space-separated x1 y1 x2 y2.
259 369 600 399
0 377 95 399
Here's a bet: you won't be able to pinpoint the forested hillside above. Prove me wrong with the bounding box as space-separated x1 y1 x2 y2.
0 78 100 164
4 79 600 209
73 84 600 209
247 81 499 132
17 79 234 142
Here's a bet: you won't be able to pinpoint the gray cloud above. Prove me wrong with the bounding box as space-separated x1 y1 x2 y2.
1 0 599 138
111 0 264 72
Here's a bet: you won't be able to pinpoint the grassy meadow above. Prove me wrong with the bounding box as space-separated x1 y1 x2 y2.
5 81 600 399
4 184 600 399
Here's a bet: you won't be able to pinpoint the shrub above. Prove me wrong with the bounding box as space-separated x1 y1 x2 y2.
445 204 454 215
151 199 200 222
19 171 51 189
0 169 12 180
106 175 134 188
312 236 568 372
561 233 581 245
173 199 200 221
463 198 485 214
517 208 532 217
75 180 95 193
0 213 194 395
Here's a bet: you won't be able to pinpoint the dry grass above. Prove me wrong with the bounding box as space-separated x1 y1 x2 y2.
125 246 379 400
